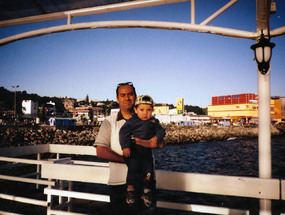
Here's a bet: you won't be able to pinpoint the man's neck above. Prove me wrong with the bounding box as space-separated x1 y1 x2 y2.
121 110 133 120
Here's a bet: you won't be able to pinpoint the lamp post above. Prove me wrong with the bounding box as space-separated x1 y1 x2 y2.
12 85 19 123
250 31 275 75
251 32 275 215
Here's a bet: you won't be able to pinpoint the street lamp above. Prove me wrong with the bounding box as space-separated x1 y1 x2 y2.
251 31 275 75
12 85 19 122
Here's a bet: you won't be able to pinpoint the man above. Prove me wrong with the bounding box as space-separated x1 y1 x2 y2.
94 82 160 214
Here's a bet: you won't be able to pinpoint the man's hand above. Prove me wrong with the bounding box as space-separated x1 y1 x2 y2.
157 143 163 148
123 148 131 157
134 137 163 149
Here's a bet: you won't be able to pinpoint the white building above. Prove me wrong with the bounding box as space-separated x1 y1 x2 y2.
155 114 210 125
22 100 38 116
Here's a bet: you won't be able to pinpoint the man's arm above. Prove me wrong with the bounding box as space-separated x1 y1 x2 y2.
96 145 125 163
94 118 125 163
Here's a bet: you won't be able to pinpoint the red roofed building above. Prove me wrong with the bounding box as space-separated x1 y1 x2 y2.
73 106 103 125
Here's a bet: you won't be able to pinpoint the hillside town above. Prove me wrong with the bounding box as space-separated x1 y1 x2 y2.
1 87 285 127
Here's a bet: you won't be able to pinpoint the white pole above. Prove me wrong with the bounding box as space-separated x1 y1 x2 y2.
260 199 272 215
258 68 272 179
200 0 239 26
191 0 195 24
255 0 272 213
258 67 272 215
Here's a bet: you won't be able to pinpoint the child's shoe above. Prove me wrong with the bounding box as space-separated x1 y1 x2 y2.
141 191 153 208
126 190 135 206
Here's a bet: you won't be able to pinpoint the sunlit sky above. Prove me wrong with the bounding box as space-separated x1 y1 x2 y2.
1 0 285 108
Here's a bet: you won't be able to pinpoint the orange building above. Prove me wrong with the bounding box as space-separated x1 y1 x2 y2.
208 94 285 124
271 97 285 124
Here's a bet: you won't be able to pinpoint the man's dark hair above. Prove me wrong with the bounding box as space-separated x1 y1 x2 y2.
116 82 137 98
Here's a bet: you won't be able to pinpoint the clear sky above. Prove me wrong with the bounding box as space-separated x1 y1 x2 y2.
0 0 284 108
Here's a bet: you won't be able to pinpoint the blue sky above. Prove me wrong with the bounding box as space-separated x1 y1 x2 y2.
0 0 284 108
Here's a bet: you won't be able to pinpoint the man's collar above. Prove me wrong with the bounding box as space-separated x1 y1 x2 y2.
117 110 125 121
117 110 134 121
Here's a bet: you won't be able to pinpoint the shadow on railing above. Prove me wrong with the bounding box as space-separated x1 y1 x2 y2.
0 144 284 215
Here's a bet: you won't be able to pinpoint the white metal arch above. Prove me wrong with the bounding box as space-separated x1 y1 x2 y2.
1 0 284 46
0 21 259 46
1 20 285 46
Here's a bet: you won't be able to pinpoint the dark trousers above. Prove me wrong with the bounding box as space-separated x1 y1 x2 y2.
109 183 157 215
109 184 128 214
124 145 154 189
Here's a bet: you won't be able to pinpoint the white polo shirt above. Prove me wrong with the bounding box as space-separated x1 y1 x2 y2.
94 112 128 185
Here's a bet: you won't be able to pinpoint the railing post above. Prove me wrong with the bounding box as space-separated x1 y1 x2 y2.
47 192 52 215
36 153 41 189
68 181 73 212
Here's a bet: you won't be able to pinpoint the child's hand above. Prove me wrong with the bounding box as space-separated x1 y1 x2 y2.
123 148 131 158
149 136 158 147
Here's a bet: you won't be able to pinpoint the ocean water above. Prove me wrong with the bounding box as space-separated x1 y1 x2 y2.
1 136 284 214
154 135 285 178
153 135 285 214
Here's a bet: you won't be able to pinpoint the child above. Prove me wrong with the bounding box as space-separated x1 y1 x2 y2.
119 95 165 208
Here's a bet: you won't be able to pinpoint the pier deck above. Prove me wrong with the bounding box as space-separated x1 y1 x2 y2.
0 144 284 214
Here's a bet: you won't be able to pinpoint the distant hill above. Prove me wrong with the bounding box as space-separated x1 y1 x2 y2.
0 86 206 116
0 87 65 115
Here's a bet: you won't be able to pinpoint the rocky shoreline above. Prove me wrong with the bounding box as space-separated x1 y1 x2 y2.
0 125 284 148
163 125 283 144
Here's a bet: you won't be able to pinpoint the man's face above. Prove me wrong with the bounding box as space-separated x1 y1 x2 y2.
134 104 153 121
116 85 136 112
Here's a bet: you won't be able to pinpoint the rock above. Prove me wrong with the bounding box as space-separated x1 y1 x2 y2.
0 124 284 147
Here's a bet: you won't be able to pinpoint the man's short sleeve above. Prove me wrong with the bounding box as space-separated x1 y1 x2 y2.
94 119 111 148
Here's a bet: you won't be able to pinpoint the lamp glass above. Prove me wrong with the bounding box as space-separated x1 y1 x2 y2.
255 47 263 63
264 46 272 62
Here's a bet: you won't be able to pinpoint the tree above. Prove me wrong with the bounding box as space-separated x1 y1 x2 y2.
85 94 89 103
184 105 205 115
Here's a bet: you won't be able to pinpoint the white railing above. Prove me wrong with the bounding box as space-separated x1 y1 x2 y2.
0 144 284 214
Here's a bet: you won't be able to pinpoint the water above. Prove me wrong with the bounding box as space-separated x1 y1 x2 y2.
154 135 285 178
79 135 285 214
2 136 284 214
152 135 285 214
154 136 285 179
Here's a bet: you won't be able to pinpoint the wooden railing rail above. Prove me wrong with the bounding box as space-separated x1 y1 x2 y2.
0 145 75 214
41 163 281 200
0 144 284 214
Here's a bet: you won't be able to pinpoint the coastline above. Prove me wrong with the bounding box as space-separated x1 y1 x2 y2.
0 125 284 147
163 124 284 144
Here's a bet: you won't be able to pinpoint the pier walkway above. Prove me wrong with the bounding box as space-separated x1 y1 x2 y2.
0 144 284 214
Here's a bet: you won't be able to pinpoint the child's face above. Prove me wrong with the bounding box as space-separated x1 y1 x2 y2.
134 104 153 121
